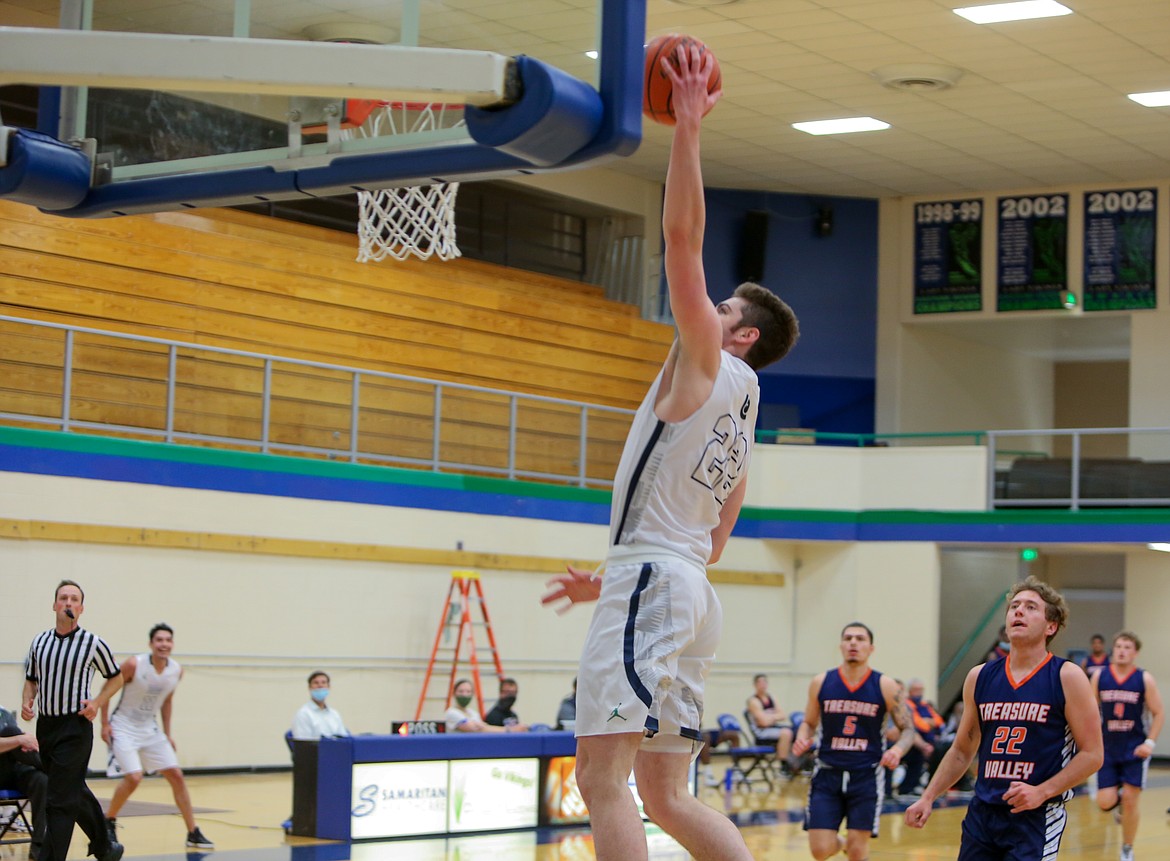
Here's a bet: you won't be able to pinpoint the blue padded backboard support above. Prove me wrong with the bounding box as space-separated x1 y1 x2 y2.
0 129 91 210
1 0 644 218
463 57 603 167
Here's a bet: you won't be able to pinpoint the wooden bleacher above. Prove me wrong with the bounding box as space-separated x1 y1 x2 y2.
0 201 671 481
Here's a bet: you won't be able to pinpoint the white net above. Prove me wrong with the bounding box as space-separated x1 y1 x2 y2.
350 101 465 262
357 183 461 262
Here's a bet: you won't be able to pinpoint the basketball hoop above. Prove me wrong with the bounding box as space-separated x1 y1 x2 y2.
347 101 465 262
357 182 461 262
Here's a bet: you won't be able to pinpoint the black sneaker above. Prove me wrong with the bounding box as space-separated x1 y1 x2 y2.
186 828 214 850
105 818 118 847
98 840 124 861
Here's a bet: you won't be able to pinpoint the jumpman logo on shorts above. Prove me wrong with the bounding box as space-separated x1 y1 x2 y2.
607 704 628 722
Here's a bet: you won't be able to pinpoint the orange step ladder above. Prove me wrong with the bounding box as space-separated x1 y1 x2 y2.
414 570 505 720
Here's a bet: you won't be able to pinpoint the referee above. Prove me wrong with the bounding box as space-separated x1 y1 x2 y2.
22 580 125 861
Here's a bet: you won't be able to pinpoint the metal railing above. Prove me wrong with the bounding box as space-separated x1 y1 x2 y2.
758 429 987 447
758 427 1170 510
987 427 1170 510
5 315 1170 509
0 315 633 489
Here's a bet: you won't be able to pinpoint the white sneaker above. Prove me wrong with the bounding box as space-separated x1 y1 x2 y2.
1120 844 1134 861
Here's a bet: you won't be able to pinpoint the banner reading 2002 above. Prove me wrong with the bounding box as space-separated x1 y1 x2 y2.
913 199 983 314
1083 188 1156 311
996 194 1068 311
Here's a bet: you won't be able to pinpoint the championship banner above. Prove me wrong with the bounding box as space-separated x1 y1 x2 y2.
996 194 1069 311
1083 188 1157 311
913 199 983 314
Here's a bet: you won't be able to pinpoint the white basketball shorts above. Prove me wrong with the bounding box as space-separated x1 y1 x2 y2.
575 548 721 754
107 720 179 776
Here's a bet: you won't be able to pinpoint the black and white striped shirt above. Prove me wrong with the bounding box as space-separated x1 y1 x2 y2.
24 628 120 718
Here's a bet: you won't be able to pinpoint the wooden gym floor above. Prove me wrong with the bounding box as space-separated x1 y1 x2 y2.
2 764 1168 860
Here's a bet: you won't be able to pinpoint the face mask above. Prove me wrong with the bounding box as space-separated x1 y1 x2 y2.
497 696 517 711
998 641 1009 650
310 688 329 703
455 695 473 708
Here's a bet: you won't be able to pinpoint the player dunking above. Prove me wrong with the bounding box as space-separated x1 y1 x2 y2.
1092 631 1163 861
905 576 1103 860
541 43 799 861
791 622 915 861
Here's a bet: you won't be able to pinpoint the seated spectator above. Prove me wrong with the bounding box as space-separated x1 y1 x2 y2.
0 706 45 861
445 679 523 733
745 674 794 770
291 672 349 740
484 677 529 730
555 678 576 730
897 678 945 797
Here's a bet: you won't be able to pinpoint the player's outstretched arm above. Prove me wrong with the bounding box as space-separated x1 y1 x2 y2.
906 665 982 828
660 44 724 403
541 564 602 614
1003 661 1103 812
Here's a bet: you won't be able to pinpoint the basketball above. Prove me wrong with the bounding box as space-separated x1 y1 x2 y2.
643 34 722 126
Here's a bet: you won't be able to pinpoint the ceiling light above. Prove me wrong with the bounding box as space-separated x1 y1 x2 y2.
792 117 890 136
873 64 964 92
954 1 1072 24
302 23 398 44
1129 90 1170 107
1148 543 1170 552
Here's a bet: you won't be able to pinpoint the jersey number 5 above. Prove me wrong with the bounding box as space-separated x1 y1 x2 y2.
989 726 1026 755
842 715 858 736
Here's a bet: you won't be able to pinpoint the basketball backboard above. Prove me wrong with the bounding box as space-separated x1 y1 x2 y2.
0 0 643 217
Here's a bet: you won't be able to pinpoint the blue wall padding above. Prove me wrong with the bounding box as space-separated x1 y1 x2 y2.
465 56 604 167
0 129 91 210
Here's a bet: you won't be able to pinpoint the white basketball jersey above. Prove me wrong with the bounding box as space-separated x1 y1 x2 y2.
111 653 181 727
609 350 759 568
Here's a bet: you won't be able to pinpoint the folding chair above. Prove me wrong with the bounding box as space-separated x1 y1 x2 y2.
717 714 776 791
0 789 32 845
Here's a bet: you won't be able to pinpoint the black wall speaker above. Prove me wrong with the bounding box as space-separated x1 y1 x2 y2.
738 209 769 282
815 204 834 237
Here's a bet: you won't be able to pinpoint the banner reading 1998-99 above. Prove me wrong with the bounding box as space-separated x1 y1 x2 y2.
996 194 1068 311
913 199 983 314
1083 188 1157 311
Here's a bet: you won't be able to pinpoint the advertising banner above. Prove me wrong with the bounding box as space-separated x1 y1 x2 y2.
350 761 449 839
448 758 540 833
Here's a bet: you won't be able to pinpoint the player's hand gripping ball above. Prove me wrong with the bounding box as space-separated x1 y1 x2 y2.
643 34 722 126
